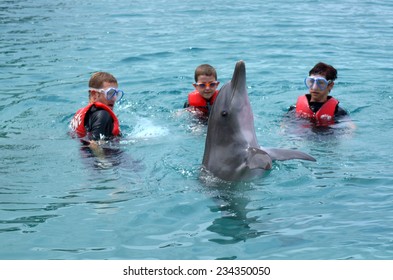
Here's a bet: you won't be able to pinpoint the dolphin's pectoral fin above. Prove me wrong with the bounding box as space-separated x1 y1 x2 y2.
262 147 316 162
246 147 273 170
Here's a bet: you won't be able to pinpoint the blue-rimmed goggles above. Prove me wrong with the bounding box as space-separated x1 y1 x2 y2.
304 76 332 91
89 87 124 102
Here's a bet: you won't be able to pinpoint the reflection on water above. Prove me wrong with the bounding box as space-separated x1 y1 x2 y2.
0 214 58 233
202 180 269 245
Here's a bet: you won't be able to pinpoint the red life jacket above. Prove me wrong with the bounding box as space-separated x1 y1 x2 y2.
295 95 339 126
187 90 219 114
70 102 120 138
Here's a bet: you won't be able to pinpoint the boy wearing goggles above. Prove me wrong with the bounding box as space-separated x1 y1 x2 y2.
289 62 348 126
70 72 124 142
183 64 220 121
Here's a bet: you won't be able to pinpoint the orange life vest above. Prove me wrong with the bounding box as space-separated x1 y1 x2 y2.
70 102 120 138
187 90 219 114
295 95 339 126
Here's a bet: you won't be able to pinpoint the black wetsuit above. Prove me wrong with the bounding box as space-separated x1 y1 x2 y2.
84 105 115 140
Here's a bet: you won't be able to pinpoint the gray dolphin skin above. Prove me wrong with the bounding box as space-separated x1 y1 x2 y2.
202 60 316 181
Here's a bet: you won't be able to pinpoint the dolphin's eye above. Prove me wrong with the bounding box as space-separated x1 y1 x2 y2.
221 110 228 117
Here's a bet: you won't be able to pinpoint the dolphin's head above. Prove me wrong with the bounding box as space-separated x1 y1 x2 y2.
207 60 257 147
214 60 247 115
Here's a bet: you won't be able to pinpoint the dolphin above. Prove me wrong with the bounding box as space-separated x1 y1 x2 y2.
202 60 316 181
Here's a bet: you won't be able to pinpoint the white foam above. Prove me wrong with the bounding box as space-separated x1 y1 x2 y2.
131 117 169 139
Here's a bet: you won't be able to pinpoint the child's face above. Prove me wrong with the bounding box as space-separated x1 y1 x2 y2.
90 81 119 110
193 75 219 100
306 74 334 103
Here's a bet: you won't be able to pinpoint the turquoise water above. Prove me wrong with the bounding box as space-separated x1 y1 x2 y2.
1 0 393 260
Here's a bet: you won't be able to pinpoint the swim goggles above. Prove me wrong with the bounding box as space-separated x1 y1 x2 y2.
89 87 124 102
193 81 219 89
304 76 332 91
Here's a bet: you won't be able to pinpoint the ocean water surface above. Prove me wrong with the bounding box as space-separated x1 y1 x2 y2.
1 0 393 259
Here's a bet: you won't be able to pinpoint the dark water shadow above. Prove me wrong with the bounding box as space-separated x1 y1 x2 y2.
200 173 270 245
78 140 145 172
